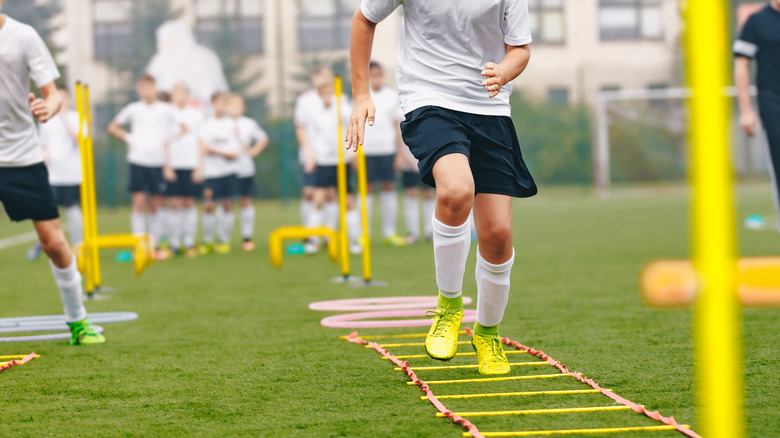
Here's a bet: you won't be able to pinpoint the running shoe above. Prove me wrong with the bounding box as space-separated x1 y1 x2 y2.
424 296 463 361
67 318 105 346
471 332 511 375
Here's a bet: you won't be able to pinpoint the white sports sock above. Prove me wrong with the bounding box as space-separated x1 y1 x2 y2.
183 207 198 248
149 212 164 244
475 248 514 327
158 207 169 241
50 256 87 323
324 202 339 231
346 209 361 242
380 190 398 238
241 205 255 240
307 207 324 245
404 196 420 239
300 200 313 226
65 205 83 245
218 210 235 244
202 212 216 244
168 209 184 250
365 194 374 232
131 212 145 236
423 199 436 238
432 215 471 297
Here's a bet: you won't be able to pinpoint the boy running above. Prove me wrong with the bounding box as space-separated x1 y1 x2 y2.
347 1 537 374
0 5 103 344
226 94 269 252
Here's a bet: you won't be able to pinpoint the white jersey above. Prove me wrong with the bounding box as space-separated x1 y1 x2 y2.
360 0 532 117
168 106 204 170
296 93 352 166
115 100 179 167
363 87 403 157
232 116 269 178
0 15 60 167
294 89 319 165
39 110 81 186
199 117 242 179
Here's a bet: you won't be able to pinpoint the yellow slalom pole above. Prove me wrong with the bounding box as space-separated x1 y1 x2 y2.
384 350 526 360
463 425 689 437
408 373 569 385
75 83 94 294
686 1 744 437
428 389 605 400
341 331 467 340
334 76 350 279
366 340 471 348
438 405 630 418
356 138 372 282
83 85 102 290
394 362 548 371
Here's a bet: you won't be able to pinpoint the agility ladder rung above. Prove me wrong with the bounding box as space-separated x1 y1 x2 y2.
426 389 608 400
395 361 549 371
463 424 691 437
368 340 471 348
439 405 631 418
342 331 467 340
408 373 570 385
0 355 40 360
385 350 527 360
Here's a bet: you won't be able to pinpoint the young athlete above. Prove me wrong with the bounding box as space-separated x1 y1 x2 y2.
735 0 780 233
295 73 323 228
226 94 269 252
163 82 204 257
198 92 243 254
348 1 537 374
399 143 436 244
0 5 103 345
362 61 405 246
108 75 184 259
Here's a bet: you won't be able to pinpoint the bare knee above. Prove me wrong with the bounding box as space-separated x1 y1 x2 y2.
477 222 513 261
40 231 70 261
436 182 473 223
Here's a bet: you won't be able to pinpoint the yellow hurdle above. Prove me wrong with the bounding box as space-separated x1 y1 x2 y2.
439 405 630 418
395 362 548 371
463 425 689 437
384 350 527 360
341 331 466 340
427 389 606 400
268 226 339 268
0 355 40 361
409 373 569 385
367 340 471 348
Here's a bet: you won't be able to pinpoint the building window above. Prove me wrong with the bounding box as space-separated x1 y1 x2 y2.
93 0 135 61
298 0 360 52
528 0 565 44
599 0 663 41
548 87 569 106
195 0 264 54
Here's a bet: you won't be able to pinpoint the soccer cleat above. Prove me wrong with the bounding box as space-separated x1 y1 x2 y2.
215 243 231 254
185 247 198 258
241 240 256 252
67 318 105 346
424 295 463 361
154 248 172 261
197 243 214 255
382 234 408 247
349 241 363 255
304 240 320 255
471 332 511 375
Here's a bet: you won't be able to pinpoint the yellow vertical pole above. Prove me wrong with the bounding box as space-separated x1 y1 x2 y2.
75 82 94 294
83 85 102 289
356 142 372 283
334 76 350 278
686 1 744 437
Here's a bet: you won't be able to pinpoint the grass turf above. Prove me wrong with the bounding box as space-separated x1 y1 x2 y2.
0 185 778 437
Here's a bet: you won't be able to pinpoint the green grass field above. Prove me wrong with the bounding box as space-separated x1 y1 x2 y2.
1 186 778 437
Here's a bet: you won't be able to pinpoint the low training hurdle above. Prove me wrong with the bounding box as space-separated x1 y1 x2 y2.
74 82 154 296
0 353 38 377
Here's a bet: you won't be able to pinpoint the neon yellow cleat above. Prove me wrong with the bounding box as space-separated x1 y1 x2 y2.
67 318 105 346
382 234 408 247
424 295 463 361
197 243 214 255
215 243 231 254
472 332 510 375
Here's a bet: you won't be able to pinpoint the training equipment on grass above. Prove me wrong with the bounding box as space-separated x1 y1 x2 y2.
74 82 154 297
269 226 339 268
311 296 476 329
344 329 699 438
0 312 136 343
0 353 37 376
309 296 473 312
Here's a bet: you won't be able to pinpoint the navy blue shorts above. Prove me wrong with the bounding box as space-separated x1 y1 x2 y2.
314 165 354 193
165 169 199 198
400 106 537 198
759 92 780 191
204 174 239 200
401 171 424 189
365 154 396 183
238 176 255 197
129 164 166 195
51 185 81 207
301 166 316 187
0 163 59 222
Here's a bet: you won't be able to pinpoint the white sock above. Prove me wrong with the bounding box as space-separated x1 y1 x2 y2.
131 212 145 236
50 256 87 323
475 248 514 327
218 210 235 244
202 212 216 244
432 215 471 298
65 205 83 245
241 205 255 240
365 194 374 234
404 196 420 239
158 207 169 241
183 207 198 248
324 202 339 231
149 212 164 244
346 209 361 242
307 208 324 245
380 190 398 238
423 199 436 238
300 200 313 226
168 209 184 250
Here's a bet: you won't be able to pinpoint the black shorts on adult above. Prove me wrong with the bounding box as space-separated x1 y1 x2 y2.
314 165 354 192
51 185 81 207
238 176 255 197
129 164 166 195
365 154 396 183
759 91 780 185
0 163 59 222
165 169 199 197
301 166 317 187
204 174 239 200
402 170 425 189
400 106 537 198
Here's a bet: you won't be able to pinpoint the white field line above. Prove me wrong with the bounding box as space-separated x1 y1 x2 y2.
0 231 38 250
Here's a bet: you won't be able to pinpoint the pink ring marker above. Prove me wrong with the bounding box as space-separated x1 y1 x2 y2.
320 309 477 329
309 296 473 312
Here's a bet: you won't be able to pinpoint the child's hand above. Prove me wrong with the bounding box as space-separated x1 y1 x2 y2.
192 168 203 184
346 94 376 152
29 93 54 123
481 62 504 98
163 166 177 182
304 153 316 173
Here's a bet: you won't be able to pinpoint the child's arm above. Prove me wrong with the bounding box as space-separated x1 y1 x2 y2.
29 83 62 124
248 137 269 158
481 44 531 99
295 125 316 173
193 141 207 183
107 118 129 142
346 9 377 151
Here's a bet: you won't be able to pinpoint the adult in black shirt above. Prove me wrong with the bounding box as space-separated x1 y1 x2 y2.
735 1 780 232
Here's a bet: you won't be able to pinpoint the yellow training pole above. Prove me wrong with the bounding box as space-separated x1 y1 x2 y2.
75 83 94 294
356 140 372 282
83 85 102 290
0 355 40 361
334 76 350 279
686 1 744 436
437 405 630 418
463 425 689 437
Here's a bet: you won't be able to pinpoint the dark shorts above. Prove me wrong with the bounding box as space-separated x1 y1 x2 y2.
129 164 166 195
165 169 199 198
400 106 537 198
402 171 425 189
759 92 780 178
0 163 59 222
204 174 239 200
301 166 316 187
365 154 396 183
314 165 354 193
51 185 81 207
238 176 255 197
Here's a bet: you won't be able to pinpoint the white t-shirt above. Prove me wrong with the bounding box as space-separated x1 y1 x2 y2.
294 89 319 165
114 100 179 167
167 106 204 170
296 94 352 166
199 117 242 179
363 87 403 157
0 15 60 167
232 116 269 178
39 110 81 186
360 0 532 117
